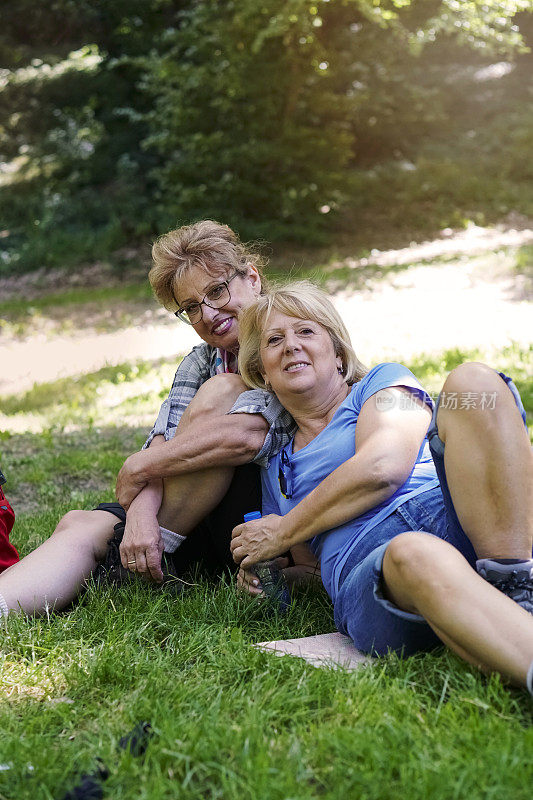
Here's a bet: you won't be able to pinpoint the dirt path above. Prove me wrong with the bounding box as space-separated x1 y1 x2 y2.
3 224 532 397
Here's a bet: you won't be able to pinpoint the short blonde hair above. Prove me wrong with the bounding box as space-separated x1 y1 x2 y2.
149 220 267 310
238 281 367 389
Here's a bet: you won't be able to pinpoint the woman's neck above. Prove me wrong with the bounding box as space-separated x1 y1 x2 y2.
289 382 351 450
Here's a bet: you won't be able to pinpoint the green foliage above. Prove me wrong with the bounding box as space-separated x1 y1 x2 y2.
142 0 532 241
0 0 532 271
143 0 359 242
0 2 168 272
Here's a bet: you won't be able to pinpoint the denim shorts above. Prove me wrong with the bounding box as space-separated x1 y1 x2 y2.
334 371 527 658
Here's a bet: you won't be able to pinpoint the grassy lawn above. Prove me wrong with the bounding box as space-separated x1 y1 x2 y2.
1 339 532 799
1 239 532 798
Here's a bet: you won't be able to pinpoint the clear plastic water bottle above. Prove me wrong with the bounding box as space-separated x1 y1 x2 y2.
243 511 290 612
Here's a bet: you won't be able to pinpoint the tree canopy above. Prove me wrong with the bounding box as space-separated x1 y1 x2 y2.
0 0 531 271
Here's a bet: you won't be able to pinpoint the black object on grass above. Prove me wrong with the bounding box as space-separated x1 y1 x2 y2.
119 721 154 757
58 722 153 800
60 760 108 800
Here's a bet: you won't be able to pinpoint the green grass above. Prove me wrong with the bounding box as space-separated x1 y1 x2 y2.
0 357 178 436
0 282 153 321
0 358 174 417
1 337 532 798
1 564 532 799
1 236 532 800
0 281 156 339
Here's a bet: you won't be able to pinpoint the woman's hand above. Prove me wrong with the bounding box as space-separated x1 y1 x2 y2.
231 514 290 571
237 556 292 597
236 545 320 598
116 452 149 511
119 508 164 583
236 565 264 597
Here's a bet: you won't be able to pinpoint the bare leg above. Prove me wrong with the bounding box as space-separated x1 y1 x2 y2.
383 532 533 686
436 363 533 559
0 510 115 615
157 374 261 532
158 470 234 533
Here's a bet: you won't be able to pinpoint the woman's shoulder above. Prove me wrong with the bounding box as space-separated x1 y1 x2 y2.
182 341 216 366
364 361 412 378
172 342 216 382
355 362 414 389
348 362 421 406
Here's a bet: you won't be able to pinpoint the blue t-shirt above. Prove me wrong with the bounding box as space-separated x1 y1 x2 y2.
261 363 439 601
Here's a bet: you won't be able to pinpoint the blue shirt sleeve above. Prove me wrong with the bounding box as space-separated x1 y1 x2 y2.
353 363 433 415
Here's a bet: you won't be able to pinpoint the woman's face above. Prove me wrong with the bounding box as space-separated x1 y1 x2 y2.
175 263 261 352
259 310 344 402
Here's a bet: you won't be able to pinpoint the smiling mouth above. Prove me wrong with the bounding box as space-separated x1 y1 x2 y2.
284 362 310 373
212 318 233 335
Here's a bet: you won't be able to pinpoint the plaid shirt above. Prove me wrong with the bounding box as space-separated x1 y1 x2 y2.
143 342 296 467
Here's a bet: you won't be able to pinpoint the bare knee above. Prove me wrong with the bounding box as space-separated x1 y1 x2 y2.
186 374 248 423
52 509 116 550
384 532 452 606
437 362 515 440
385 532 438 581
441 362 499 396
53 509 92 535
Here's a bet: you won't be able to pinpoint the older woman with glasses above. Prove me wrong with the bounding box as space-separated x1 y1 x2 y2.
231 282 533 695
0 222 316 618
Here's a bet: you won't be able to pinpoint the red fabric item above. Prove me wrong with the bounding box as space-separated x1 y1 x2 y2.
0 487 19 572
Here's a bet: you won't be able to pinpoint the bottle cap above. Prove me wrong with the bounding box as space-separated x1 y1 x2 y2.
243 511 262 522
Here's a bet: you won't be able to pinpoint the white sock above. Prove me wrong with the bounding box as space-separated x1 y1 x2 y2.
160 526 186 554
527 661 533 697
0 591 9 618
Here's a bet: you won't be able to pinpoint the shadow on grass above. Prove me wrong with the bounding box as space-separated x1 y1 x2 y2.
0 425 146 521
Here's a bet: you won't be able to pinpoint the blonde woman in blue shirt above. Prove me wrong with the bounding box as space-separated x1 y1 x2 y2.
231 281 533 695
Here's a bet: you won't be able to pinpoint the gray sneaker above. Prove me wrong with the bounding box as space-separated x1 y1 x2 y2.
476 558 533 614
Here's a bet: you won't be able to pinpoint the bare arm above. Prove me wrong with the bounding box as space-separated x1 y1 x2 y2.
231 387 432 569
116 412 268 510
138 411 268 477
119 436 165 581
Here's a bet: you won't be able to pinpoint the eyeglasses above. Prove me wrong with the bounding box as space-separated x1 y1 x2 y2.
174 271 241 325
278 448 293 499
